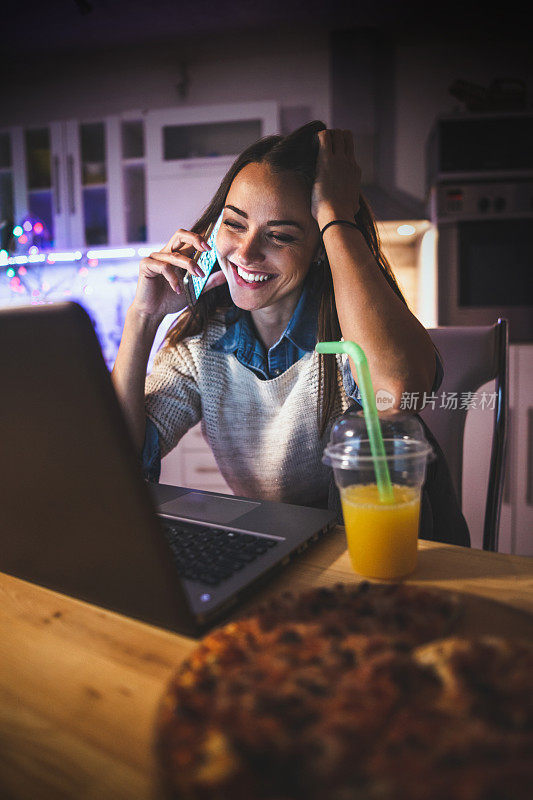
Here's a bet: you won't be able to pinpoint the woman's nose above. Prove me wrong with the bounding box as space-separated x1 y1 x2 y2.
235 232 265 266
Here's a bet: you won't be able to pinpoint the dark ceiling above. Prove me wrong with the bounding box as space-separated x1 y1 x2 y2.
3 0 530 56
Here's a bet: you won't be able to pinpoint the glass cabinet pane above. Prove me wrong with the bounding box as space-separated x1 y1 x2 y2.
25 127 54 245
0 173 14 250
25 128 51 189
163 120 262 160
122 119 146 243
0 132 12 169
82 186 108 245
80 123 106 184
0 133 14 249
121 120 144 159
123 165 146 242
80 122 108 244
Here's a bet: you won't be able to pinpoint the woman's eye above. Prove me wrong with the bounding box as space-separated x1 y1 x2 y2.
223 220 293 244
271 234 294 243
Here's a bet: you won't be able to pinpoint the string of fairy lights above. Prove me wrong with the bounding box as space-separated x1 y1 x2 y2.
0 216 159 304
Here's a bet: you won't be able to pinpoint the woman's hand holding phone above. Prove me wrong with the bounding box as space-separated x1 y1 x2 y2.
132 227 227 319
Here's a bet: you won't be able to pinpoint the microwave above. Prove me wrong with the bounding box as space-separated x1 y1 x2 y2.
426 111 533 186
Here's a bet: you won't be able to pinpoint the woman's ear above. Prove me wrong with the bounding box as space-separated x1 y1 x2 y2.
313 242 326 266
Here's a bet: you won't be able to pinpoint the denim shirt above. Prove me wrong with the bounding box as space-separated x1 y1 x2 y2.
210 267 331 382
140 276 467 545
142 269 443 482
144 269 353 480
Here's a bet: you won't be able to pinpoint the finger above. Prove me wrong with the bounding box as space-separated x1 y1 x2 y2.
343 129 356 160
148 249 205 278
318 128 333 152
330 128 345 154
323 128 343 154
163 229 188 253
160 262 183 294
162 228 211 255
141 256 183 294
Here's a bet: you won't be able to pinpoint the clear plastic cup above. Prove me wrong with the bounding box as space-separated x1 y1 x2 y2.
323 411 434 580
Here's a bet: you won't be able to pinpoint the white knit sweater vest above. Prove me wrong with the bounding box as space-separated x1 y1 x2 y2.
145 314 350 506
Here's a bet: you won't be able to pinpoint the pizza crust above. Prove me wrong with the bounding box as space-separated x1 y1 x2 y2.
156 583 532 800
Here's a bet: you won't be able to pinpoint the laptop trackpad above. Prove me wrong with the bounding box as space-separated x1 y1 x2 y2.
159 491 260 524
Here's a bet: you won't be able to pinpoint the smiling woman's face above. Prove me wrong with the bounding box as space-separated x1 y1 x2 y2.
215 162 320 315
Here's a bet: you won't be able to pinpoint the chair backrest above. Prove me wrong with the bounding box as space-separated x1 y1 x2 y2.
420 319 508 551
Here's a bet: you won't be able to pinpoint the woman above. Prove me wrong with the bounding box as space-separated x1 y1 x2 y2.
112 121 469 545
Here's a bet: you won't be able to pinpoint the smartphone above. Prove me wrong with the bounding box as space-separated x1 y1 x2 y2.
182 211 224 306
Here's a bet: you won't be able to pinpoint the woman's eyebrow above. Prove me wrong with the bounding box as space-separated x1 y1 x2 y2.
224 205 304 231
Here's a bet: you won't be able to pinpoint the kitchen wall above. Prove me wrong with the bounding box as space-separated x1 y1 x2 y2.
1 30 330 131
6 29 529 316
394 39 533 199
4 30 531 201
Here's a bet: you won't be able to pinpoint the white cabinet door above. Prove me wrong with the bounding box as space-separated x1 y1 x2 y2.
0 128 19 248
6 114 149 251
8 122 70 249
160 423 233 494
147 168 232 241
68 117 112 247
66 114 149 248
63 119 84 246
145 102 279 241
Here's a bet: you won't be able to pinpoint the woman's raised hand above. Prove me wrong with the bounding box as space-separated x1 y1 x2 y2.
132 227 227 319
311 128 362 229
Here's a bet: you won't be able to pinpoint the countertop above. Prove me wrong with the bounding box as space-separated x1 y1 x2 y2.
1 530 532 800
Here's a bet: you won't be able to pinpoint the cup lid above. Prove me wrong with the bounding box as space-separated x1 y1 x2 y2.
323 410 434 468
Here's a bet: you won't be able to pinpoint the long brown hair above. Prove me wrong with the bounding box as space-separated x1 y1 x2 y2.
164 121 407 437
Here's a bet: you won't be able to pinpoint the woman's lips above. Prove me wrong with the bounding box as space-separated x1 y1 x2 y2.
229 261 277 289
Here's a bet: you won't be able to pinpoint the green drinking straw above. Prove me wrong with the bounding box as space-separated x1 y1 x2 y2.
315 340 395 503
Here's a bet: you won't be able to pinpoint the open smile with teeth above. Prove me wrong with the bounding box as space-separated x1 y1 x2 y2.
232 262 275 284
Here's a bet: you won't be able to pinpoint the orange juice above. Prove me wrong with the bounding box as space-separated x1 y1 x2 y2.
340 483 420 579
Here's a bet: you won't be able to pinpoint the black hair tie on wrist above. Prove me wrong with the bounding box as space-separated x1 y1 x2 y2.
320 219 361 240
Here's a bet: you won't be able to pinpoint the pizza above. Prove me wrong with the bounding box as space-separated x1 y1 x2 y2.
155 583 532 800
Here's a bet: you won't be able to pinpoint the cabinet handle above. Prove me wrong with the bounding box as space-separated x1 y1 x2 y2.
193 466 220 474
53 156 61 214
67 154 75 214
527 408 533 506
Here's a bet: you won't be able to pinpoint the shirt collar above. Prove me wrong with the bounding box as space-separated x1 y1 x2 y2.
282 267 321 352
211 266 321 355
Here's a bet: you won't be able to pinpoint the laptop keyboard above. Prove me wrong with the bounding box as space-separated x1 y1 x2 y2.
161 521 279 586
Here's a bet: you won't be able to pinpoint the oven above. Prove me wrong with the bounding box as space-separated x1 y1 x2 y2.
426 111 533 343
430 179 533 342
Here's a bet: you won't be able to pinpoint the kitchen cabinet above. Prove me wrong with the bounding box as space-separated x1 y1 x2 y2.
145 101 279 240
1 101 279 251
0 130 16 250
160 423 232 494
1 122 66 248
0 113 148 250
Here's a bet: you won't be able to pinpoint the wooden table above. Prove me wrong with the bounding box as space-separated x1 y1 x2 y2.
1 530 532 800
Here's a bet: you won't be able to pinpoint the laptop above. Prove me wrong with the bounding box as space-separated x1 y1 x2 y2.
0 302 336 636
